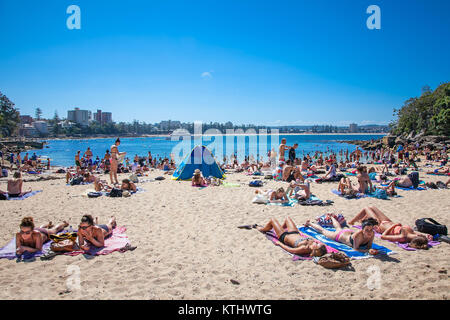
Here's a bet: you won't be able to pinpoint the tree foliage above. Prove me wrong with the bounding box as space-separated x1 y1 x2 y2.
391 83 450 137
0 92 20 137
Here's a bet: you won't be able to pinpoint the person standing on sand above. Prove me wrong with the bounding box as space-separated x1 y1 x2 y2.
84 147 93 160
278 138 292 161
110 138 126 185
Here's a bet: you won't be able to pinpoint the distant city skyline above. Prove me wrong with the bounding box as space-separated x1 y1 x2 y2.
1 1 449 126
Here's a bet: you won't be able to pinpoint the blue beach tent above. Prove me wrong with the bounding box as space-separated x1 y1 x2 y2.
171 145 226 181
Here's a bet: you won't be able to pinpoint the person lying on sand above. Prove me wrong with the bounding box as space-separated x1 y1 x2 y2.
77 215 116 250
16 217 69 255
305 217 379 254
255 187 289 204
286 180 311 200
192 169 207 186
348 206 431 249
427 166 449 175
374 181 397 196
256 217 327 257
121 179 137 192
392 175 413 188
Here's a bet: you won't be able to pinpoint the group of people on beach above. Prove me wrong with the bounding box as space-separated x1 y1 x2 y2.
255 205 431 257
16 215 118 255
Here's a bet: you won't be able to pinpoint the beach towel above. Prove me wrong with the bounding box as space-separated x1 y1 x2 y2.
4 190 42 200
84 187 145 197
222 182 241 187
353 225 440 251
381 183 426 191
426 173 450 176
264 229 338 261
298 226 395 259
0 227 131 260
331 189 367 199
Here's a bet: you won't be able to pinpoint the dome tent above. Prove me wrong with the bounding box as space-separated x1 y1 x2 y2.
171 145 226 181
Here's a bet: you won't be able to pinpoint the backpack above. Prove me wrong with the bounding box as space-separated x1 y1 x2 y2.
108 188 123 197
407 171 420 189
70 176 84 185
415 218 447 236
249 180 264 187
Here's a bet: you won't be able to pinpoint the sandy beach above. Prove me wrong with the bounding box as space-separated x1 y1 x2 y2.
0 162 449 300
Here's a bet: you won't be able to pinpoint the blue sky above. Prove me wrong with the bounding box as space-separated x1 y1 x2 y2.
1 0 449 126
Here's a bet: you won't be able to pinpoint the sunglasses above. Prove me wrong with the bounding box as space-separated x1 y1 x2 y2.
20 230 32 235
78 225 92 230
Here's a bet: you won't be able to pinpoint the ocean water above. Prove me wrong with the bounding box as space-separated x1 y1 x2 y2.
20 134 385 167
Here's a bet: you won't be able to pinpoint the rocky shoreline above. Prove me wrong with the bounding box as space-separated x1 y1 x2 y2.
0 139 46 154
340 131 449 151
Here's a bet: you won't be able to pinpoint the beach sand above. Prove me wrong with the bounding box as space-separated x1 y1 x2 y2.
0 165 449 300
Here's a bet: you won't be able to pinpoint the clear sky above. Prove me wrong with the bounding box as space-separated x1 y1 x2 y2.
1 0 449 126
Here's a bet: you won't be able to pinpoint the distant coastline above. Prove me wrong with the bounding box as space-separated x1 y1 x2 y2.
41 132 386 142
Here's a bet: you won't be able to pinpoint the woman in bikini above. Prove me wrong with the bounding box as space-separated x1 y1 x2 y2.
255 187 289 204
77 215 117 251
348 206 431 249
305 216 378 254
16 217 69 255
110 138 126 185
256 217 327 257
192 169 207 186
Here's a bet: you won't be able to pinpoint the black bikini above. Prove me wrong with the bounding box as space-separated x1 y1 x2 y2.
279 231 300 244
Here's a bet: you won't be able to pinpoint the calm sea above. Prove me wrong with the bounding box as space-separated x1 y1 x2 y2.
20 134 385 167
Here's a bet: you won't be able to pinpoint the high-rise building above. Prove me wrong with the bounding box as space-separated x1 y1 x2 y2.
93 109 113 125
67 108 91 126
349 123 358 133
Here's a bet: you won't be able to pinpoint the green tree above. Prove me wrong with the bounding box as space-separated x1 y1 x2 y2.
35 107 42 120
0 92 20 137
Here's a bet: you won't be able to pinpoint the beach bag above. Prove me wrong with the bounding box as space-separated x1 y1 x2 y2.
314 252 351 269
50 239 77 252
155 176 165 181
50 232 77 243
0 193 7 200
407 171 420 188
249 180 264 187
252 194 269 204
109 188 123 197
316 214 347 227
264 175 273 180
374 189 388 200
415 218 447 236
2 168 8 177
70 176 83 185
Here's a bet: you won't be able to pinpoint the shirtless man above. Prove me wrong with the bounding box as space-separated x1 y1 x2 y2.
83 147 93 160
278 138 292 162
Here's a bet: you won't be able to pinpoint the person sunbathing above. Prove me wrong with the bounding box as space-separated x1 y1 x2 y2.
374 181 397 196
121 179 137 192
4 171 32 198
77 215 116 250
392 175 413 188
282 160 304 182
255 187 289 203
322 162 337 180
256 217 327 257
348 206 431 249
356 166 373 194
286 180 311 200
337 177 360 196
16 217 69 255
427 166 449 175
305 217 378 254
192 169 207 186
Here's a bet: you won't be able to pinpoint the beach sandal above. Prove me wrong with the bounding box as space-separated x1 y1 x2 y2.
237 224 258 230
40 251 62 261
119 243 137 252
